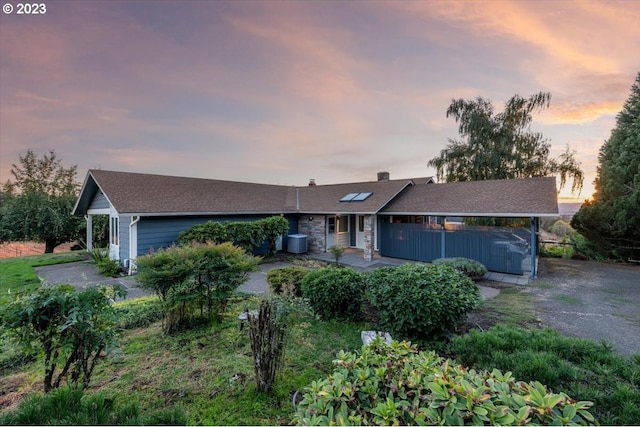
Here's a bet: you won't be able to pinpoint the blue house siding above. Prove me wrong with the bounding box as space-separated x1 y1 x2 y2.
88 192 110 210
136 215 298 256
119 215 131 261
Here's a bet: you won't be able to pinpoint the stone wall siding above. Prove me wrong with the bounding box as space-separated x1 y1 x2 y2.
364 215 376 261
298 215 326 253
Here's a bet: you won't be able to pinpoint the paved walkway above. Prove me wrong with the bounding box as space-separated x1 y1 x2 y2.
35 261 149 300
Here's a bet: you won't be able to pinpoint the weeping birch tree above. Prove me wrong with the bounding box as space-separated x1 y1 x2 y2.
428 92 584 193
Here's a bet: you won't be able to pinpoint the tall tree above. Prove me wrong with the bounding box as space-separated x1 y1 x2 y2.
0 150 82 253
428 92 584 193
572 73 640 259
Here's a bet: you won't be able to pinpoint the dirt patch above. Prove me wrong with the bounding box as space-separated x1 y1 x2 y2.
530 258 640 357
0 372 40 414
0 241 74 259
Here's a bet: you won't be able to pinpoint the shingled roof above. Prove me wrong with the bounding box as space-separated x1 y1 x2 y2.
297 180 412 214
74 170 298 215
381 177 558 216
74 170 558 217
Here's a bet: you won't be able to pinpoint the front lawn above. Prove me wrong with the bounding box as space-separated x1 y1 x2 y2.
1 255 638 425
0 252 85 305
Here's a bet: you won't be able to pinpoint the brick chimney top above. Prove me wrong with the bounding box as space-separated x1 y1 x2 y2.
308 179 316 186
377 171 390 182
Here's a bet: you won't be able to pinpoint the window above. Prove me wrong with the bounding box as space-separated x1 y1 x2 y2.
338 216 348 233
340 193 359 202
110 217 119 245
358 216 365 232
339 192 372 202
328 216 336 233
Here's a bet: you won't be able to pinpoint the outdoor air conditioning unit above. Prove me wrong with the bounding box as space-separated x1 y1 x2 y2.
287 234 308 254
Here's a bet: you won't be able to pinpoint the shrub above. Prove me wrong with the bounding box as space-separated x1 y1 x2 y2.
247 299 287 393
91 248 121 277
114 296 164 329
452 325 640 425
136 242 259 333
328 245 345 266
433 257 487 280
550 220 575 239
177 215 289 256
540 242 575 259
266 266 309 297
0 284 125 392
293 339 595 425
366 263 480 339
301 267 364 321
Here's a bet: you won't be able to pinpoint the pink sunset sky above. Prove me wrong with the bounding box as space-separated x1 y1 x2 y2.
1 0 638 201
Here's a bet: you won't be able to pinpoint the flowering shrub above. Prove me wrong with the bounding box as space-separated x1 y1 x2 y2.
294 339 595 426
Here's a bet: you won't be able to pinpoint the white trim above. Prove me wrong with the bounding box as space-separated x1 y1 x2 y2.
128 216 140 275
87 208 110 215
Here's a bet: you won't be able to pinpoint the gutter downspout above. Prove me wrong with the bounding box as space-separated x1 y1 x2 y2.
128 216 140 275
530 217 537 279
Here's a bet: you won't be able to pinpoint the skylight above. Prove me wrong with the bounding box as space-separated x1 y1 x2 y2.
340 192 372 202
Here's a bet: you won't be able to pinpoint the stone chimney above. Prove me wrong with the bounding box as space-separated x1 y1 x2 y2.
377 171 390 182
308 179 316 186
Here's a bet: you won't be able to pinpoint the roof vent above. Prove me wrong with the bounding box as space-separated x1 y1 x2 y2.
377 171 390 181
308 179 316 186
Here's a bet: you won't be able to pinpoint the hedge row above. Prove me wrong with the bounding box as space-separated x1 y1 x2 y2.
268 262 481 339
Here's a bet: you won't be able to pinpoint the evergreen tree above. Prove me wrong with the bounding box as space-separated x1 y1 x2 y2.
572 73 640 259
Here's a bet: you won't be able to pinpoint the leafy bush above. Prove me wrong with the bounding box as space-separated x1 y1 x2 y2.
550 220 575 239
366 263 480 339
452 325 640 425
114 296 164 329
91 248 121 277
136 242 259 333
328 245 345 266
0 385 187 425
177 215 289 256
433 257 487 280
0 284 125 392
301 267 364 321
293 339 595 425
540 242 575 259
571 233 608 261
266 266 309 297
0 330 36 375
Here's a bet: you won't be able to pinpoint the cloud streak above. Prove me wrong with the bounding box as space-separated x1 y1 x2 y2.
0 0 638 200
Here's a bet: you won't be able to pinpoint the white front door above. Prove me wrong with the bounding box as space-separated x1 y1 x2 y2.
356 215 366 248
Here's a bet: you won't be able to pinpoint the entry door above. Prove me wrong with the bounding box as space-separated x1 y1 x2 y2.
326 216 336 249
356 215 366 248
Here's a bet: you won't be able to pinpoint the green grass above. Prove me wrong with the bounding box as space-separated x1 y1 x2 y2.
467 286 539 329
2 253 638 425
0 251 85 304
554 294 582 304
452 325 640 425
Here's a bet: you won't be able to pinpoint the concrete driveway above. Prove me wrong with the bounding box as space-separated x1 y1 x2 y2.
35 261 150 300
530 258 640 358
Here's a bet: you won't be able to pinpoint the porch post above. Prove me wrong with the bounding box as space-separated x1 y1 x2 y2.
364 215 375 261
530 217 537 278
440 216 446 259
86 215 93 252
